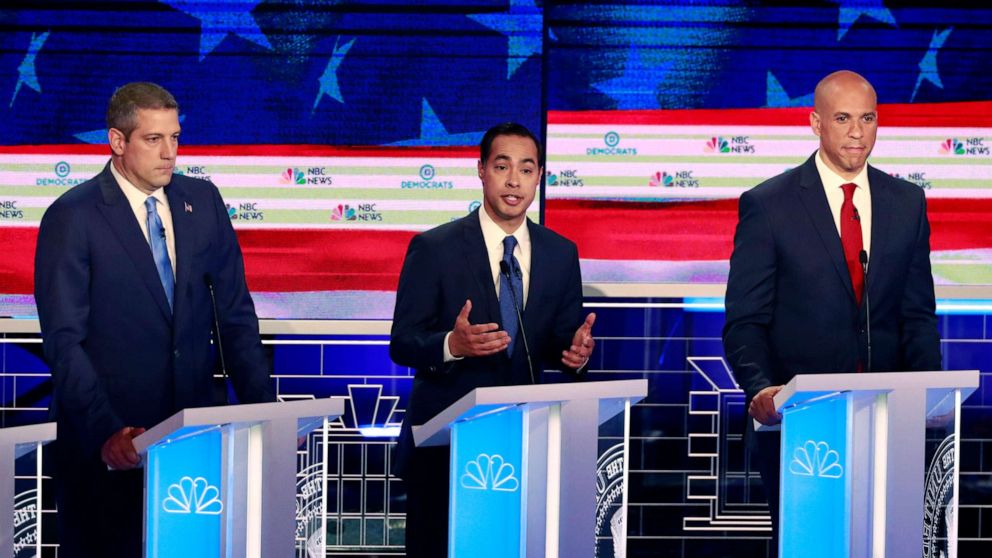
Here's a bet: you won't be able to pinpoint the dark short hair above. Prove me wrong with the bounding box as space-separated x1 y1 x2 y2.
106 82 179 140
479 122 543 165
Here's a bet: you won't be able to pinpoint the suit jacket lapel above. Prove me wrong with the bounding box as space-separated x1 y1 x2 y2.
166 181 192 320
522 219 543 334
461 210 501 325
796 156 857 304
95 163 173 322
866 166 892 298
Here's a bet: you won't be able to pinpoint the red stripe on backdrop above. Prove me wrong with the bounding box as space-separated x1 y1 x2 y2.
544 198 992 261
2 198 988 295
0 145 479 158
547 101 992 128
0 228 416 295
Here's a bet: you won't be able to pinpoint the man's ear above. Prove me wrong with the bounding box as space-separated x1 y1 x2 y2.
108 128 127 156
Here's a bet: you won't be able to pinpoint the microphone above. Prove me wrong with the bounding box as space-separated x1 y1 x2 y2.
852 207 861 222
204 274 229 400
859 250 871 372
499 260 535 385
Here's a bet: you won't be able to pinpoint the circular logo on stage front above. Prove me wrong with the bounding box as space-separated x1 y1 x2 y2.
595 443 626 558
923 434 956 558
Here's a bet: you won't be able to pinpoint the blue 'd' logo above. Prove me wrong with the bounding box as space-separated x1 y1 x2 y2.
604 131 620 147
54 161 70 177
419 164 436 180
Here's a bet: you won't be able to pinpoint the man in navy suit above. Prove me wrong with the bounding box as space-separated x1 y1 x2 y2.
390 122 596 557
34 82 274 557
723 70 942 552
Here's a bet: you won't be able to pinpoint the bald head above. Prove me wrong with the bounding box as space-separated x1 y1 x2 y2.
814 70 876 114
810 70 879 180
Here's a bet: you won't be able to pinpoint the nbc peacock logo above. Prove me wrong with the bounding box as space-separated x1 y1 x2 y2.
649 171 674 187
330 204 357 221
704 137 730 154
280 167 306 185
939 139 965 155
789 440 843 479
460 453 519 492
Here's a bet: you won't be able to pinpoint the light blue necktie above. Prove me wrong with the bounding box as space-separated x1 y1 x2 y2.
499 235 524 355
145 197 175 311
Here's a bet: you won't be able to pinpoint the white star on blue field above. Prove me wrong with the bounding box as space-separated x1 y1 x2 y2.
313 36 356 111
593 46 674 110
389 99 483 146
468 0 542 79
912 27 953 101
832 0 898 41
765 72 814 108
10 31 50 108
162 0 273 61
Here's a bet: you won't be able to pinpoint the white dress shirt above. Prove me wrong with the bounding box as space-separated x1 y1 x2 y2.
443 209 532 362
814 150 872 257
110 160 177 275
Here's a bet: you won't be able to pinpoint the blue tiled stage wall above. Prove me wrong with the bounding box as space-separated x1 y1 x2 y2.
2 303 991 557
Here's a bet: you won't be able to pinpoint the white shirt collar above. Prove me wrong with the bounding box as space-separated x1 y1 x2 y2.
478 206 530 252
109 159 169 212
814 149 870 193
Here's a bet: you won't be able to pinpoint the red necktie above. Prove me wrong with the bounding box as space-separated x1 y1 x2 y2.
840 183 864 306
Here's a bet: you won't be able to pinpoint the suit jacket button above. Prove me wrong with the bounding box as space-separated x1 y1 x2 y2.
429 366 436 372
174 349 181 359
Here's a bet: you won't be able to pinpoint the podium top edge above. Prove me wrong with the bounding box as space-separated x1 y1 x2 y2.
787 370 979 392
470 379 649 406
413 379 648 447
134 398 345 454
0 421 56 445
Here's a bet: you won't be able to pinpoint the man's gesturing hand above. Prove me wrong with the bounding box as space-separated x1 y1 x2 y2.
561 312 596 369
101 426 146 470
749 385 784 426
448 300 510 357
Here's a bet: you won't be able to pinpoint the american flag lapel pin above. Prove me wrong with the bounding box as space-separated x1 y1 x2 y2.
185 202 192 213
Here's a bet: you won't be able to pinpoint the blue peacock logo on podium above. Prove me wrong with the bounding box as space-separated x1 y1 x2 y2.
460 453 520 492
789 440 844 479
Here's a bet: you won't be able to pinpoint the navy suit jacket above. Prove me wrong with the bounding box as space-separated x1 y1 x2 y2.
389 209 585 477
35 163 275 460
723 154 942 416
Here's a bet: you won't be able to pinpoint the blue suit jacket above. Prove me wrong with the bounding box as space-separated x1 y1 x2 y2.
723 154 942 414
35 163 275 459
389 209 585 476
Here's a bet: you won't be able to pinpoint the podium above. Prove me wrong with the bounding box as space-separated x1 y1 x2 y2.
414 379 647 558
0 422 56 556
768 370 979 558
133 398 344 558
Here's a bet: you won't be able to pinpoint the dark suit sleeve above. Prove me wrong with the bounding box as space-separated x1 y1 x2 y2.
35 202 124 456
898 193 942 370
722 191 777 401
546 241 587 375
389 234 449 373
208 184 275 403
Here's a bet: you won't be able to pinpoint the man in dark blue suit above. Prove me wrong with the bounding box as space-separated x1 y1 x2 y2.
390 122 596 557
34 82 274 557
723 71 942 553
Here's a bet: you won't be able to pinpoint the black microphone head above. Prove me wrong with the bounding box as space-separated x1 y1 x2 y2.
859 250 868 265
499 260 510 276
203 273 213 287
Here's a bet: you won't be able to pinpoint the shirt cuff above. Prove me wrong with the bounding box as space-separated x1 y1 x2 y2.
443 331 465 363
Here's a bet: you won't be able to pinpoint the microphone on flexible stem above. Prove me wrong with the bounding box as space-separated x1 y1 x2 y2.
204 274 229 401
499 260 535 385
859 250 871 373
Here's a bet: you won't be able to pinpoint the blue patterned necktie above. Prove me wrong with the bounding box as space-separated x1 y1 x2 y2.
499 235 524 355
145 197 175 311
